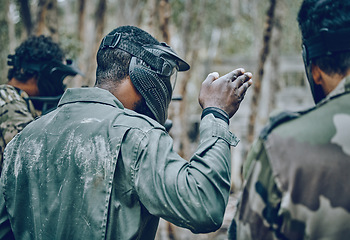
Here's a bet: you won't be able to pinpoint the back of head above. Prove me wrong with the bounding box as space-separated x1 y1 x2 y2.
7 35 81 113
298 0 350 76
95 26 160 85
8 35 65 82
95 25 189 125
8 35 80 99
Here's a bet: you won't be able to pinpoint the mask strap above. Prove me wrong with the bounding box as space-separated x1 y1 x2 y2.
99 32 165 73
304 28 350 62
302 45 326 104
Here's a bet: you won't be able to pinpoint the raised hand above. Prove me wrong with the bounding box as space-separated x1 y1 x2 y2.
198 68 253 118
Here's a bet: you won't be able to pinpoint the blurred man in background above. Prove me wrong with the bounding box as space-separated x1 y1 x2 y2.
0 26 252 239
229 0 350 239
0 35 80 172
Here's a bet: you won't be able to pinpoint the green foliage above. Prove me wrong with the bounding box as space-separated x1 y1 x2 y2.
58 32 83 61
219 17 255 56
170 0 303 59
280 0 303 53
0 2 9 84
0 0 306 85
171 0 234 42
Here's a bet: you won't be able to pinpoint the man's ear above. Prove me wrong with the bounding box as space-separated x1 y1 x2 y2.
311 64 323 85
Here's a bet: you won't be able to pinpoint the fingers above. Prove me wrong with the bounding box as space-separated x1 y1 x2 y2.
199 68 253 117
203 72 220 84
204 68 249 85
235 72 252 89
233 71 253 102
222 68 245 82
238 79 253 99
202 68 253 100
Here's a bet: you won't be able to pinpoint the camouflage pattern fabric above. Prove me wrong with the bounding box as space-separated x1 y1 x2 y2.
0 84 37 173
229 76 350 240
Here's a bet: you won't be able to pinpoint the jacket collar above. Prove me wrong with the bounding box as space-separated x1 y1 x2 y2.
317 75 350 106
58 87 124 109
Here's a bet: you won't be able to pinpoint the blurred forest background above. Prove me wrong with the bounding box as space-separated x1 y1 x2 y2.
0 0 314 239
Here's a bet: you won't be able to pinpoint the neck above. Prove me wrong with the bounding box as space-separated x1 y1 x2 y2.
96 77 141 110
8 77 39 97
312 65 350 96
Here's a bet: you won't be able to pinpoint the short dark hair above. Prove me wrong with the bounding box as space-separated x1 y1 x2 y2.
95 26 159 86
8 35 65 82
298 0 350 76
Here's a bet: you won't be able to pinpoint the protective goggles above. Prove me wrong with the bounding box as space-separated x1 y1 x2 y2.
99 32 189 80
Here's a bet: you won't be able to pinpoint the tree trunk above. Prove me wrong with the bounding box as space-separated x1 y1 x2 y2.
94 0 107 49
158 0 170 43
7 0 16 52
157 1 205 238
231 0 240 18
33 0 58 40
17 0 33 37
169 0 193 157
268 0 283 113
35 0 49 36
46 0 59 41
169 0 205 158
84 0 107 87
247 0 277 144
145 0 157 35
77 0 86 42
73 0 88 88
1 0 10 83
114 0 143 27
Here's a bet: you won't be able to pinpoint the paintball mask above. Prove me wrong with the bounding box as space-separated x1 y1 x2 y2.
99 32 190 125
302 27 350 104
7 54 82 113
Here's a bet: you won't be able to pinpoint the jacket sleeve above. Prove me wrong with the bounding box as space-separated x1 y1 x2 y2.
229 138 283 240
131 114 238 233
0 92 35 146
0 91 35 171
0 177 15 240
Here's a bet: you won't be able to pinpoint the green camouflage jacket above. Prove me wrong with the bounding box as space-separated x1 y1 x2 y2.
0 87 239 240
0 84 37 173
229 76 350 240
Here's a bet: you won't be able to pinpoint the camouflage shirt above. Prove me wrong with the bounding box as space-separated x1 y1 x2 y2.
229 76 350 240
0 85 37 172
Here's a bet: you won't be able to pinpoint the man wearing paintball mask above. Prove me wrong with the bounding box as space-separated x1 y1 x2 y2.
229 0 350 239
0 35 80 173
0 26 252 239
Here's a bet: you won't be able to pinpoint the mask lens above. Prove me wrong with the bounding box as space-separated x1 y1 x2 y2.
163 58 178 90
170 69 178 90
